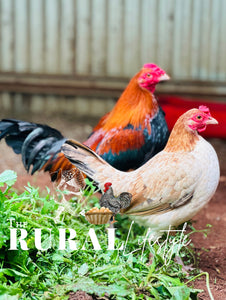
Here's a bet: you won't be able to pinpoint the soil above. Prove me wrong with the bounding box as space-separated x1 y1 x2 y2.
0 113 225 300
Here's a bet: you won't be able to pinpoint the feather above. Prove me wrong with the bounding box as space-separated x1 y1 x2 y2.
27 137 56 172
85 107 169 171
0 119 69 182
22 128 44 168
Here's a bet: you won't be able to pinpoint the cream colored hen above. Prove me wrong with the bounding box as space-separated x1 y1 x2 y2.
62 106 220 236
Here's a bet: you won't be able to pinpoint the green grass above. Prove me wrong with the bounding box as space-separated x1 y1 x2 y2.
0 170 208 300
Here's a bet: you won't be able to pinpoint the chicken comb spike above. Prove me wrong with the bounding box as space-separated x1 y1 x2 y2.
104 182 112 192
199 105 211 116
143 63 157 69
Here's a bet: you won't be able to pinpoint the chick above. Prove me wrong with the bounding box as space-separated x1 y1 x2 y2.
99 182 132 223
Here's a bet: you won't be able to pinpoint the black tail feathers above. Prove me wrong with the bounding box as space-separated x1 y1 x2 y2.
0 119 66 174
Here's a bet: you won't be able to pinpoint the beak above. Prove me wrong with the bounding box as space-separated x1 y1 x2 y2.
206 116 218 125
159 73 170 82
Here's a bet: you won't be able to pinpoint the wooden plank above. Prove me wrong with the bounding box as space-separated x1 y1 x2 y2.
157 0 167 67
0 0 14 71
209 0 221 80
30 94 46 113
14 0 28 72
90 0 107 75
0 0 2 70
106 0 124 76
30 0 43 72
1 73 226 98
218 0 226 80
57 0 62 73
45 0 59 73
1 92 12 110
140 0 157 65
26 0 31 70
0 0 225 86
190 0 202 79
123 0 141 75
199 0 211 80
172 0 193 79
180 0 192 78
172 0 182 78
75 0 91 74
161 0 175 72
60 0 75 74
41 0 47 72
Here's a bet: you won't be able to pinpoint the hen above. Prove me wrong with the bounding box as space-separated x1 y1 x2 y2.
62 106 220 236
0 63 169 185
99 182 132 222
159 95 226 138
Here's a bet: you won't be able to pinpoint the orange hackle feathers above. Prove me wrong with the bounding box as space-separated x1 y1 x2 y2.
100 70 158 132
164 109 202 152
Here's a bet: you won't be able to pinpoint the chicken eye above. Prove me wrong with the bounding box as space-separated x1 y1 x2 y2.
196 115 202 120
146 73 152 77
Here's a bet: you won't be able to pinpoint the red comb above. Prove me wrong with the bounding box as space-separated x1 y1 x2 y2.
104 182 112 192
199 105 211 116
143 63 157 69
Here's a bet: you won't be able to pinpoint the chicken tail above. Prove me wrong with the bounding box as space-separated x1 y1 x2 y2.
0 119 85 186
61 139 117 187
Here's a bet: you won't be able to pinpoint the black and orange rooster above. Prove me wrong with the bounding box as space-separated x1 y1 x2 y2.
0 63 169 185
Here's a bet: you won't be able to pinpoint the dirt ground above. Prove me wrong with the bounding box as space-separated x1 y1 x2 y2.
0 113 225 299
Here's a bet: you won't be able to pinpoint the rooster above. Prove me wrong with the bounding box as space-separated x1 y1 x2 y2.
62 106 220 236
0 63 169 185
100 182 132 222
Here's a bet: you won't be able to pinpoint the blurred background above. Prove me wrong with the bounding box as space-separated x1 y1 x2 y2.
0 2 225 295
0 0 225 180
0 0 226 121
